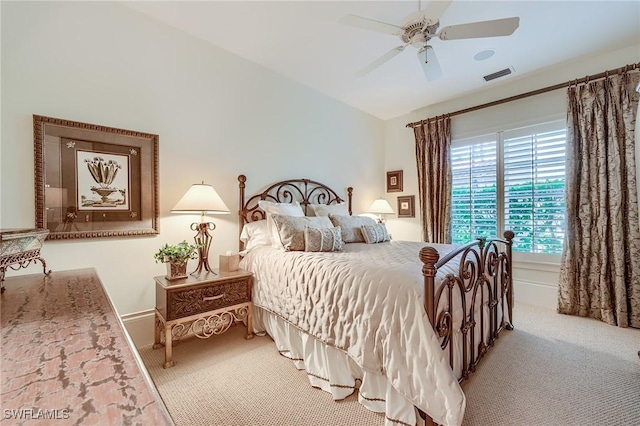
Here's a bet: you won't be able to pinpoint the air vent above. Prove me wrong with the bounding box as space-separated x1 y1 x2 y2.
483 67 515 82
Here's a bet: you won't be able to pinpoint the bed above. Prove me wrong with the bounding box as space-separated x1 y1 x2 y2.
237 175 514 426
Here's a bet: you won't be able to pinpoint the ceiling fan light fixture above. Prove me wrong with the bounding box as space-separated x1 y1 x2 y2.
410 33 426 48
474 49 495 61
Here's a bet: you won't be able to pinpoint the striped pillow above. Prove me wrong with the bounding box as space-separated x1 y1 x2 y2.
360 223 390 244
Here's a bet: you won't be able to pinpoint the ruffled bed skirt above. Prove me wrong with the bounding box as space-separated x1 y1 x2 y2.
253 306 426 426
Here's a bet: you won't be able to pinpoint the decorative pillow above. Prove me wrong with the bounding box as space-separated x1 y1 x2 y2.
304 226 344 252
272 215 333 251
361 223 390 244
309 202 349 217
258 200 305 249
328 215 377 243
239 220 271 253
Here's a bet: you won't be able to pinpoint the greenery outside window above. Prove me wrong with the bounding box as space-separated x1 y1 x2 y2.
451 120 567 254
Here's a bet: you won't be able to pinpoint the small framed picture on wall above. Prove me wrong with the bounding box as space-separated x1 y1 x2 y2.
386 170 403 193
397 195 415 218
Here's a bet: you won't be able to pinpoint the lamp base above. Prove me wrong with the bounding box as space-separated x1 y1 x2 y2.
190 221 217 276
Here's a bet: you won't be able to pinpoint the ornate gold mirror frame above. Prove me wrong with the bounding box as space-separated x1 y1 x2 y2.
34 115 159 240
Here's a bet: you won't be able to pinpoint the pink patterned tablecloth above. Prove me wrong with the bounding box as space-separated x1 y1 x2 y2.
1 268 173 425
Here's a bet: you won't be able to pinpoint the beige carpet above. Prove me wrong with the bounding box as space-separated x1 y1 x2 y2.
139 303 640 426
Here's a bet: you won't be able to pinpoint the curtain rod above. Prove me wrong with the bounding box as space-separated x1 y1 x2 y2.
406 62 640 128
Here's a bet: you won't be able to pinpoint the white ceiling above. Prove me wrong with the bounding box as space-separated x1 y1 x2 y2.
124 1 640 120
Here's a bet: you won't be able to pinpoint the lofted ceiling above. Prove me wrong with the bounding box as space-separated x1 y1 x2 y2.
124 1 640 120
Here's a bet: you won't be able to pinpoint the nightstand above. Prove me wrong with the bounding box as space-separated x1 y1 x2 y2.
153 269 253 368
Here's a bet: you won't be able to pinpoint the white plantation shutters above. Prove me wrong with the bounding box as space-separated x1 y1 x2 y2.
503 124 566 254
450 120 567 254
451 135 498 243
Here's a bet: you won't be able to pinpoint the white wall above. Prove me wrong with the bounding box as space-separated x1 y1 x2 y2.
383 43 640 308
1 2 384 322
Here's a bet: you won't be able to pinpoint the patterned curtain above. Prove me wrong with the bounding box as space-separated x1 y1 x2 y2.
414 116 452 243
558 70 640 328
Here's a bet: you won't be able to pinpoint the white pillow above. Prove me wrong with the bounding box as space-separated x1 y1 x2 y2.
239 220 271 253
309 202 349 217
328 214 377 243
258 200 305 249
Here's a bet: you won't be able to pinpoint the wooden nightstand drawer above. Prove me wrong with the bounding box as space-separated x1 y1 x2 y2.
167 277 250 320
155 270 253 321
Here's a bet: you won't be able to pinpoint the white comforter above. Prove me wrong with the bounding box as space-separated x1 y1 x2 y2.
240 240 466 426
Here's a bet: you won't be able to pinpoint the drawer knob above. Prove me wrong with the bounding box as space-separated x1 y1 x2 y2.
203 294 225 302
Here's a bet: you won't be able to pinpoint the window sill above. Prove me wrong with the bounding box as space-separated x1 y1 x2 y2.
512 253 561 272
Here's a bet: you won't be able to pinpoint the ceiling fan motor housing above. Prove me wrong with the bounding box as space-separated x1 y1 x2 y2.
400 11 439 47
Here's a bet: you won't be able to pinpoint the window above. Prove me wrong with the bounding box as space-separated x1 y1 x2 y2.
451 137 497 243
451 121 567 254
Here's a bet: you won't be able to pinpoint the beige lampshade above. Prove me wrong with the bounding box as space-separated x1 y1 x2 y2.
171 183 230 214
369 198 394 214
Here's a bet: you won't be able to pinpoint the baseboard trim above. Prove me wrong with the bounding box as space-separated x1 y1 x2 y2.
514 279 558 310
121 309 155 349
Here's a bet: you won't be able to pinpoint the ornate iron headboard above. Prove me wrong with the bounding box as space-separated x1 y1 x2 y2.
237 175 353 250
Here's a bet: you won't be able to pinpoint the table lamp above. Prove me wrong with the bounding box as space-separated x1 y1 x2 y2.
369 198 394 223
171 182 230 275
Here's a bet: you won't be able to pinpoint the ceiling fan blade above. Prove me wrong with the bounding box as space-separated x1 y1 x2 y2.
339 14 404 36
355 45 405 78
423 0 453 23
438 17 520 41
418 46 443 81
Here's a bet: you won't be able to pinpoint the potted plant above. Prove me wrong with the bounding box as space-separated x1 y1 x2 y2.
154 240 200 280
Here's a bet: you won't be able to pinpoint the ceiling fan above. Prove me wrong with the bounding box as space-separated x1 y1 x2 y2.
339 0 520 80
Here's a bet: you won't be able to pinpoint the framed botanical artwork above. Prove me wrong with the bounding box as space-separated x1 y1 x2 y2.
386 170 403 193
397 195 415 218
33 115 159 240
